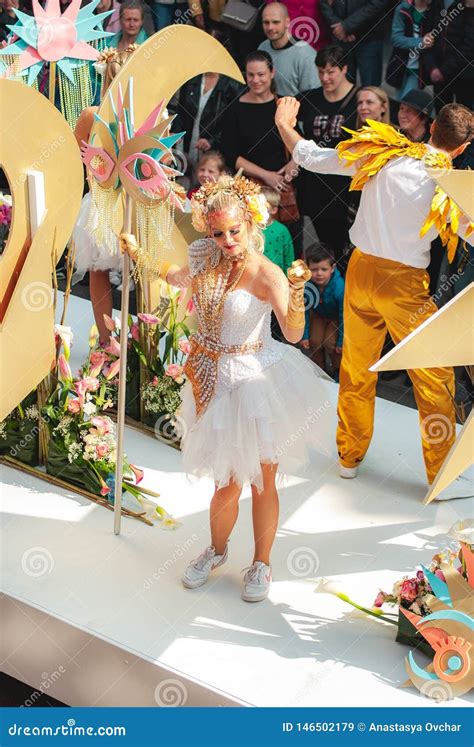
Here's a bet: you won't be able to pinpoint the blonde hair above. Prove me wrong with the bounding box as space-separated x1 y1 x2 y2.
356 87 390 129
191 175 268 254
260 185 281 210
197 150 226 174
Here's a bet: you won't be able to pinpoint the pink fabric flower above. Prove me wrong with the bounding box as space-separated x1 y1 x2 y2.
67 398 81 414
165 364 184 380
138 313 159 326
130 322 140 341
178 340 191 355
96 443 110 458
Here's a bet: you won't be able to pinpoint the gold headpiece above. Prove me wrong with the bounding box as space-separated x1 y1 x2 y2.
190 176 269 232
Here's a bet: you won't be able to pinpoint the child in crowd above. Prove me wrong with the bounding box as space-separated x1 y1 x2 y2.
186 151 227 200
301 244 345 377
261 186 295 275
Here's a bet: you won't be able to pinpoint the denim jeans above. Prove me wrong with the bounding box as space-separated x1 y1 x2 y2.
399 69 420 99
152 2 187 32
345 40 384 87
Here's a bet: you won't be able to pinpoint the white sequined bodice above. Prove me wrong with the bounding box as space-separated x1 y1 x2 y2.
215 289 285 396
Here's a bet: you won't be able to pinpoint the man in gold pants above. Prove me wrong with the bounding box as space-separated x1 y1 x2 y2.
275 101 473 500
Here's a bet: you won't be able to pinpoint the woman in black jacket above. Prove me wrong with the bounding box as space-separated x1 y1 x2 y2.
170 73 244 169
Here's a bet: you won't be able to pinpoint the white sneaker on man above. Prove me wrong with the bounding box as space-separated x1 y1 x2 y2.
434 475 474 501
339 464 359 479
181 544 228 588
241 561 272 602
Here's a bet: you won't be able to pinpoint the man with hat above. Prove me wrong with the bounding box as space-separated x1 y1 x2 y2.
397 89 434 143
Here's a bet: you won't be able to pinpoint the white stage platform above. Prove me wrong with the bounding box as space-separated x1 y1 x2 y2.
1 295 472 708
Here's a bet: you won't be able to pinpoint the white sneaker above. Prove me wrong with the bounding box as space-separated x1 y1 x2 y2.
109 271 121 286
181 544 228 589
116 278 135 292
241 561 272 602
339 464 359 479
434 475 474 501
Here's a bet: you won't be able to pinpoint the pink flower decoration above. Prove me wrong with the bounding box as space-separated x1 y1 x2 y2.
105 337 121 357
105 359 121 380
128 463 144 485
67 398 81 414
90 351 107 367
74 377 100 403
91 416 111 436
400 579 418 602
178 340 191 355
96 443 110 458
152 376 159 385
100 485 110 496
186 298 195 314
138 313 159 326
58 353 72 382
103 314 116 332
165 364 184 380
373 591 385 608
130 322 140 341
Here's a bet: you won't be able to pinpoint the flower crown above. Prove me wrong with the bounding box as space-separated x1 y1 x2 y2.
190 176 270 232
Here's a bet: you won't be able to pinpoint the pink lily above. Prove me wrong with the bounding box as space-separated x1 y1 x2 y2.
178 289 186 305
58 354 73 383
103 314 116 332
138 313 160 326
105 359 121 380
128 463 144 485
91 416 112 436
74 377 100 403
100 484 110 496
88 324 99 349
130 322 140 341
105 337 121 357
186 298 195 314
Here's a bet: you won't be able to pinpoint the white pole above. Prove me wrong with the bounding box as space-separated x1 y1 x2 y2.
113 196 133 535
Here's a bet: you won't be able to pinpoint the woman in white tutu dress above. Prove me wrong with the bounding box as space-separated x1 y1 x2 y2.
125 176 336 601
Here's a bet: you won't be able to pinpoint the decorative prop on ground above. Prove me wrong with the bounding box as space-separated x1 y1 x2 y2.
314 521 473 701
0 0 113 127
85 25 244 535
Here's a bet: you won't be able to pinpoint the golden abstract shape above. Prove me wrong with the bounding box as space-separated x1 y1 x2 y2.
424 411 473 503
432 170 474 222
0 80 83 421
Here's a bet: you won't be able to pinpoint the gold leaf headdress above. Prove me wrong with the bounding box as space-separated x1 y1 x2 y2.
190 176 269 232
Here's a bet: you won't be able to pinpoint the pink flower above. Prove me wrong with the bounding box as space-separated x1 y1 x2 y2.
103 314 116 332
67 398 81 414
400 579 419 602
90 351 107 367
186 298 195 314
96 443 110 458
105 359 121 380
178 340 191 355
105 337 121 357
178 289 186 305
100 484 110 496
138 313 159 326
373 591 385 608
58 354 72 383
165 364 184 380
91 416 111 436
130 322 140 341
128 463 144 484
152 376 159 385
74 377 100 403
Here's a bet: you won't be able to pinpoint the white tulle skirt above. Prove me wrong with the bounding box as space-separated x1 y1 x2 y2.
72 193 121 282
178 344 337 491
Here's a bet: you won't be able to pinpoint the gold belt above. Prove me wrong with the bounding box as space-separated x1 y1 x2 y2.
184 332 263 417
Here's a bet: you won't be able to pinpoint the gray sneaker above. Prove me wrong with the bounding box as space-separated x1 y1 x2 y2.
181 545 228 589
241 561 272 602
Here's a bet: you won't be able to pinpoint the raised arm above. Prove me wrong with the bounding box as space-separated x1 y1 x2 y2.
119 236 192 288
275 97 357 177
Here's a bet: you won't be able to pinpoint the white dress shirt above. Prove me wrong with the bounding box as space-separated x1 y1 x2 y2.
293 139 472 269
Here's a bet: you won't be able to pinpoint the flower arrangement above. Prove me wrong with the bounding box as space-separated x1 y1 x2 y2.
0 392 40 465
0 192 12 255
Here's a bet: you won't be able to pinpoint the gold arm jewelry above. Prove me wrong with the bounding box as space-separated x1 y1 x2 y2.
119 232 139 261
287 260 311 330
